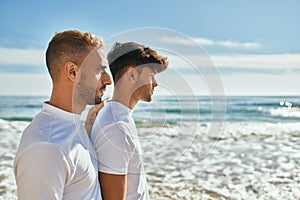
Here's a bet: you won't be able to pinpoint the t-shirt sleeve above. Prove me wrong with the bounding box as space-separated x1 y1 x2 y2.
93 123 135 175
14 142 70 200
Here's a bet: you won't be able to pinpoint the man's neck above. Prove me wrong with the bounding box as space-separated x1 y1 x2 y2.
112 89 138 110
49 96 72 113
49 85 85 114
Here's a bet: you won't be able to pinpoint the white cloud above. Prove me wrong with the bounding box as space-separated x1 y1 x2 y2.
0 47 44 65
156 67 300 96
192 38 215 46
211 53 300 69
159 36 201 46
0 73 51 96
0 50 299 96
216 40 262 50
160 36 262 50
166 53 300 70
221 73 300 96
1 47 300 75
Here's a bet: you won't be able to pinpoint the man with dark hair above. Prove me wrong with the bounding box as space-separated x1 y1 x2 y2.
14 30 112 199
91 42 168 199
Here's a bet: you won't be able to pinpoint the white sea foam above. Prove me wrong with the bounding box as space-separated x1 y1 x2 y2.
1 119 300 199
139 122 300 199
267 107 300 118
0 120 28 200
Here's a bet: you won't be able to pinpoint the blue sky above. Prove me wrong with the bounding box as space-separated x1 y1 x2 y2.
0 0 299 96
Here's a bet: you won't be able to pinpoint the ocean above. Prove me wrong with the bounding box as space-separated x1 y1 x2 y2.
0 95 300 199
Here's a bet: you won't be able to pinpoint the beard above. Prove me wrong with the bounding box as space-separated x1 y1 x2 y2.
76 77 105 105
94 85 106 105
134 84 153 102
95 95 102 105
75 83 101 106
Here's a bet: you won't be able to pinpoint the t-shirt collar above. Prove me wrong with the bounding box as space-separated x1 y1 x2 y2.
108 101 133 115
43 102 81 122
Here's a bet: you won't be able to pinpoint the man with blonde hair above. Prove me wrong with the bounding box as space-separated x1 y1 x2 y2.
14 30 111 199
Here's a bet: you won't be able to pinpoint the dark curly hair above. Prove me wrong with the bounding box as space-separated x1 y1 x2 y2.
107 42 168 83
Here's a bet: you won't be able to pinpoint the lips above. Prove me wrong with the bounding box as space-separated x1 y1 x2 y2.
100 90 104 96
100 85 106 90
98 89 105 97
99 86 106 94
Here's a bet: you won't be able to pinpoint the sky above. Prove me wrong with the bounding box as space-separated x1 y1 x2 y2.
0 0 299 96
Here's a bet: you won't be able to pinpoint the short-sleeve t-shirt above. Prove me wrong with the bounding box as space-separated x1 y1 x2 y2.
91 101 149 200
14 103 101 200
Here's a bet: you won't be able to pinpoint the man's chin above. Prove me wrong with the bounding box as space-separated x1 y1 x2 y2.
85 96 102 105
141 96 152 102
94 97 102 105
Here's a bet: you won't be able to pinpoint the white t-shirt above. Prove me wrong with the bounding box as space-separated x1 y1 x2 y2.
14 103 101 200
91 101 149 200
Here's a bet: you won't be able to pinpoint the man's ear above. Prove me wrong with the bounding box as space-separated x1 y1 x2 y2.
126 67 138 83
64 62 79 82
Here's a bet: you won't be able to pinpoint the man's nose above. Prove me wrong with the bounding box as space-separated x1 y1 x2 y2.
102 71 112 85
152 78 158 88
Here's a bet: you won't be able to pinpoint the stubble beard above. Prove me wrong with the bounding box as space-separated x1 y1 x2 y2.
138 86 153 102
95 95 102 105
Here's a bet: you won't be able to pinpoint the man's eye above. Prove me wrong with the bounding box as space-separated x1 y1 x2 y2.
96 67 105 72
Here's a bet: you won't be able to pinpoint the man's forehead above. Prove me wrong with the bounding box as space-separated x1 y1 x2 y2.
97 48 109 66
97 48 106 57
137 65 157 74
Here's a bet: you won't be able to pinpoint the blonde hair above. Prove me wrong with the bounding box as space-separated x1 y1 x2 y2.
46 30 104 80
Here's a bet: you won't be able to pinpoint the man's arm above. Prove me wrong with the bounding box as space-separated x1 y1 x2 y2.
92 123 134 200
14 143 68 199
85 99 108 136
99 172 127 200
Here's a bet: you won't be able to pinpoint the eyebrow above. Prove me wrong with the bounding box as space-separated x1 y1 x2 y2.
96 65 107 69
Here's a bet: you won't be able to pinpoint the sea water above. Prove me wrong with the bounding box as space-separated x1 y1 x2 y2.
0 95 300 199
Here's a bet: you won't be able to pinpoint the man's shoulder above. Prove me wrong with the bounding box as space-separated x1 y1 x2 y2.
93 119 132 136
14 142 68 172
96 107 132 128
16 142 65 157
91 116 136 147
13 142 72 194
16 110 80 159
19 110 56 141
